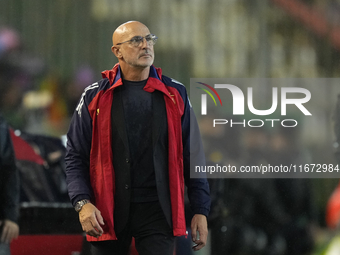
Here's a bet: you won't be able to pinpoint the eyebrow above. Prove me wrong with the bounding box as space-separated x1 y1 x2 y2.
131 34 151 38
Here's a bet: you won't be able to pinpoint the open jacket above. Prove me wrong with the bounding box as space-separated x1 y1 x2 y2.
65 64 210 241
0 114 19 224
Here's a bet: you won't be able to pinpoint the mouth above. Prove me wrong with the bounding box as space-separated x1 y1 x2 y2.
139 53 152 58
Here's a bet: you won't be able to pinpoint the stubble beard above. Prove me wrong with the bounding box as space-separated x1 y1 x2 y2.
135 50 154 68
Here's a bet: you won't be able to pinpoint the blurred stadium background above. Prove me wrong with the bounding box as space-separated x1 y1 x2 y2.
1 0 340 254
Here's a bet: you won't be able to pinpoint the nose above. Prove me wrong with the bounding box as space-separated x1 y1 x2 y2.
140 37 150 48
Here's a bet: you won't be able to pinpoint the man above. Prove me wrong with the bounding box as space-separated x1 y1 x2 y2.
0 114 19 255
65 21 210 255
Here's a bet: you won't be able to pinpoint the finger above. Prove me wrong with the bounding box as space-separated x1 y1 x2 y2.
95 210 105 226
192 229 207 251
198 230 207 244
81 217 102 235
192 241 205 251
13 227 19 240
6 228 14 243
91 218 103 235
1 225 9 243
83 223 101 237
191 226 197 242
84 220 100 233
87 229 101 238
193 237 202 246
0 226 5 243
87 224 102 237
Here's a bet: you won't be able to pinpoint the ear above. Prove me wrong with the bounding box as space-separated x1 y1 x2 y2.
111 46 122 59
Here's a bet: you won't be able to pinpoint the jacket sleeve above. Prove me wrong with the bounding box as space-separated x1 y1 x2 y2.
181 88 211 218
0 116 19 223
65 85 97 206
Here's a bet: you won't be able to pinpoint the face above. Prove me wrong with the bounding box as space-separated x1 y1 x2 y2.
112 22 155 69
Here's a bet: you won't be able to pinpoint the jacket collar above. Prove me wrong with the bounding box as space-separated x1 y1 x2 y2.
101 64 162 85
101 64 175 104
102 64 168 90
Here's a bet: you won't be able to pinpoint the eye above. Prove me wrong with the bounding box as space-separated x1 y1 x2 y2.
131 36 143 44
145 35 152 41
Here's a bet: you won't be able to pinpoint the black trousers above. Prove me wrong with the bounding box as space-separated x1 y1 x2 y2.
91 201 175 255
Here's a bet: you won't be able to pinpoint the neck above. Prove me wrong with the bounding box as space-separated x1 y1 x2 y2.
120 65 150 81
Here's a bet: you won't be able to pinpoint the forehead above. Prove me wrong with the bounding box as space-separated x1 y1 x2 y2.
122 24 150 40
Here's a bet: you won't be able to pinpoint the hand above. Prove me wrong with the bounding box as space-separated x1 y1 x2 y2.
191 214 208 251
0 219 19 244
79 203 105 238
